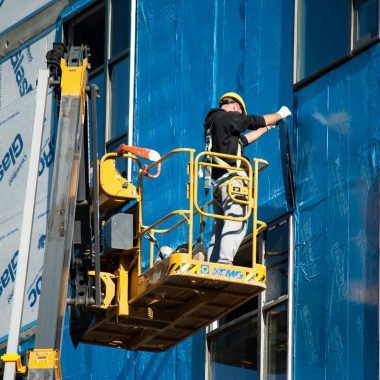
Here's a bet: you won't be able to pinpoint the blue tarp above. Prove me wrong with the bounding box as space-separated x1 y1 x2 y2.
5 0 377 378
135 0 294 234
58 0 294 378
294 45 380 379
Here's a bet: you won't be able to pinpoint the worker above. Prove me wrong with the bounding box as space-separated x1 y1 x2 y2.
204 92 291 265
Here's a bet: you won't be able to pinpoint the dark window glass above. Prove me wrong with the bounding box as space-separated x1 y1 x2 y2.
65 5 105 72
64 0 132 151
265 304 288 380
354 0 379 48
64 3 107 171
209 316 259 380
265 221 289 303
111 0 131 56
297 0 350 81
110 58 130 138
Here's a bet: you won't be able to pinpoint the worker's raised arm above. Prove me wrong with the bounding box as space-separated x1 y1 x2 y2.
244 106 292 144
263 106 292 126
243 127 268 144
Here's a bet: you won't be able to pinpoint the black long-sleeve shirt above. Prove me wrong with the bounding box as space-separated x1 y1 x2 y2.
204 108 266 179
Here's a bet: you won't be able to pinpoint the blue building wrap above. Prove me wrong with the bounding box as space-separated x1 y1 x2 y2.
56 0 295 378
2 0 376 378
294 45 380 379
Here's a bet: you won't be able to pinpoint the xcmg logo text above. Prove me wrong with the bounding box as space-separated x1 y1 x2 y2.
199 264 243 279
213 267 243 279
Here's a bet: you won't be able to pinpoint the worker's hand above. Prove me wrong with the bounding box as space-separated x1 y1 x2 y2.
277 106 292 119
266 124 277 131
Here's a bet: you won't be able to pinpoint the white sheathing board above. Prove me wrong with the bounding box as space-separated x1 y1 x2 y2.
0 30 56 342
0 0 54 34
0 29 55 111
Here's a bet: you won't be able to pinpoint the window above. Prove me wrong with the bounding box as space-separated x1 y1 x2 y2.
262 219 290 380
64 0 133 158
108 0 131 144
296 0 350 82
353 0 379 49
207 217 293 380
265 305 288 379
295 0 379 83
208 315 259 379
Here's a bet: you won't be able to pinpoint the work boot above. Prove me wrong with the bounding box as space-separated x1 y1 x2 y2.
192 242 206 261
217 259 233 265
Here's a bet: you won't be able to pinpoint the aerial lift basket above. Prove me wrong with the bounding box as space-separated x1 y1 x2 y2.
80 149 268 351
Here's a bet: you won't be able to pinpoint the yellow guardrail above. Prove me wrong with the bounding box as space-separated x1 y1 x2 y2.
99 153 143 201
99 148 268 272
194 152 268 266
141 148 195 268
251 158 269 265
194 152 254 221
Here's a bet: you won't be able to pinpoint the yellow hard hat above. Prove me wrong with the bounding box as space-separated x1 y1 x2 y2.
219 92 247 115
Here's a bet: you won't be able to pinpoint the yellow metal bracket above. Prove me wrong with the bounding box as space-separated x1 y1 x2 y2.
88 271 116 308
59 49 88 126
60 57 88 97
256 220 267 234
99 153 141 201
1 353 27 375
28 349 61 379
116 257 129 316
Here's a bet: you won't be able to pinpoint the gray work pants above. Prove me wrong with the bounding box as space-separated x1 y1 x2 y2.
207 174 248 264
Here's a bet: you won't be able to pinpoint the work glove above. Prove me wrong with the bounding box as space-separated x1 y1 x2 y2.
277 106 292 119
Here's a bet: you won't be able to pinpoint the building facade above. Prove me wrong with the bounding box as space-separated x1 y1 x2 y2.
0 0 378 379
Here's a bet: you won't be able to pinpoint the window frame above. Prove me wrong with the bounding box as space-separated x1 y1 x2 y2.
352 0 380 50
260 216 294 380
294 0 380 88
64 0 136 178
206 214 294 380
262 299 289 378
206 309 260 379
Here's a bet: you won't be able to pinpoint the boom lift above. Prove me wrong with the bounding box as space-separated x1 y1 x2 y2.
2 45 269 378
77 149 268 352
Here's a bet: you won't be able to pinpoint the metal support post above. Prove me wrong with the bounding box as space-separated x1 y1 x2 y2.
34 46 88 352
3 69 49 380
90 84 101 307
